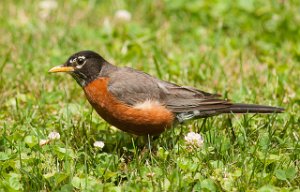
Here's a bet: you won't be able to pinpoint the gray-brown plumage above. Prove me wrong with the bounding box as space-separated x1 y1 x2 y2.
107 67 283 122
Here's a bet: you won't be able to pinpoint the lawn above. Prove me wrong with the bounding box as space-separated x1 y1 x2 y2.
0 0 299 191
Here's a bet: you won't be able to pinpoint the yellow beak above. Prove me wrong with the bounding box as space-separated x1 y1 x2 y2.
48 66 75 73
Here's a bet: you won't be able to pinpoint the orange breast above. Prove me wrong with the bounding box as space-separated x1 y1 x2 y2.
83 78 174 135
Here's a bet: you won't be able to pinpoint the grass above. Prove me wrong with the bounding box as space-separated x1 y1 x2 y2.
0 0 299 191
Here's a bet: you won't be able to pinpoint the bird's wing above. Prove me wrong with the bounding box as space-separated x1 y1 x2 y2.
107 67 232 114
107 67 163 105
156 80 232 113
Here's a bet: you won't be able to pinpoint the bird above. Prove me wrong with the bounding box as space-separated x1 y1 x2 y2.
49 50 284 136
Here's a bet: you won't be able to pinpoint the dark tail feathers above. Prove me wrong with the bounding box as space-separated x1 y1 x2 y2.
221 103 284 114
176 103 284 122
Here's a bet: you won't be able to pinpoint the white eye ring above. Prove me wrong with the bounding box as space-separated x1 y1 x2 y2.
77 58 85 64
75 56 86 69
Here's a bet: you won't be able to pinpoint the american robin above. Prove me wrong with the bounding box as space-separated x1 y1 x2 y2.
49 50 284 136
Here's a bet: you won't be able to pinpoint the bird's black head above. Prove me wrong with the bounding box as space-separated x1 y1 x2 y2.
49 50 107 87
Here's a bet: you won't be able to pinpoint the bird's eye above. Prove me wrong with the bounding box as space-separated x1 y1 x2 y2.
77 57 85 65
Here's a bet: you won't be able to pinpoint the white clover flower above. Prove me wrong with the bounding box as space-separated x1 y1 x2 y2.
184 132 204 148
115 10 132 22
48 131 60 140
93 141 105 149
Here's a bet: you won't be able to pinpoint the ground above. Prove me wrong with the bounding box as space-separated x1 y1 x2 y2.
0 0 299 191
